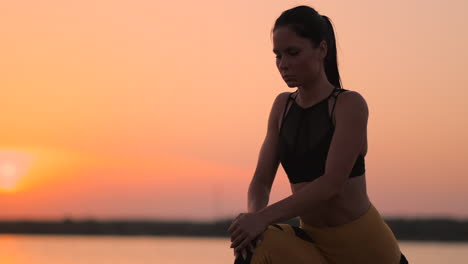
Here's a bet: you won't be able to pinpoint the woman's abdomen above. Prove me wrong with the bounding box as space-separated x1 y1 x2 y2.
292 174 370 227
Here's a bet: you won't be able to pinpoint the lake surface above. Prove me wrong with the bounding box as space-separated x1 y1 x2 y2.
0 234 467 263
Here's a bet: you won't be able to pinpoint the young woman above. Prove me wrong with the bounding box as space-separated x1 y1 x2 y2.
227 5 408 264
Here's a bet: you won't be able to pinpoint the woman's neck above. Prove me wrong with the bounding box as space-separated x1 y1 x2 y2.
296 78 336 107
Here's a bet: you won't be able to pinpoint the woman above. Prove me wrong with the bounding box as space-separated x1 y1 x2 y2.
227 5 408 264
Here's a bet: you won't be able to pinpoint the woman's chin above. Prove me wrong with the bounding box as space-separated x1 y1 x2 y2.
285 80 299 88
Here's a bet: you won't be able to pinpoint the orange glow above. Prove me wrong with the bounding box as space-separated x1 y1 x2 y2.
0 150 34 193
0 0 467 220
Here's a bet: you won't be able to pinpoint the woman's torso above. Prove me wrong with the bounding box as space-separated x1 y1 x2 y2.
278 89 371 228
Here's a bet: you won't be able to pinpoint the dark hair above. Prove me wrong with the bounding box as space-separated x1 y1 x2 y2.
272 6 342 89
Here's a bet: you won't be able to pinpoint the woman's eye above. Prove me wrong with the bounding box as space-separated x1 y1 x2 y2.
275 51 298 59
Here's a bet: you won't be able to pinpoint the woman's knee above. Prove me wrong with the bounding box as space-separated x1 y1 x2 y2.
256 224 292 250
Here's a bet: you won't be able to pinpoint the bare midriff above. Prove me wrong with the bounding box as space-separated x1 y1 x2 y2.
291 174 371 228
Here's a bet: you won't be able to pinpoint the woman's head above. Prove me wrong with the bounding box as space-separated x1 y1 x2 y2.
272 6 341 89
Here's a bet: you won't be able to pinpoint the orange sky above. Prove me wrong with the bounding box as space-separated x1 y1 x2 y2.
1 0 467 221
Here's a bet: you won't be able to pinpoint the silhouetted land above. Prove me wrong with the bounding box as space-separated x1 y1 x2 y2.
0 217 467 242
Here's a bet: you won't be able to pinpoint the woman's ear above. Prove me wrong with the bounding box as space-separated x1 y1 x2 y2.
319 40 328 60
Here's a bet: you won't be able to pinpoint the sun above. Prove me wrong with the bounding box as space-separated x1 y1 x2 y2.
0 150 34 193
0 162 18 191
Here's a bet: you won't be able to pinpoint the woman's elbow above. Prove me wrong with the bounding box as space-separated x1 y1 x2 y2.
323 175 348 199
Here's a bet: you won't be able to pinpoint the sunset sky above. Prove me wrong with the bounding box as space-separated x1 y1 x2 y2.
1 0 467 221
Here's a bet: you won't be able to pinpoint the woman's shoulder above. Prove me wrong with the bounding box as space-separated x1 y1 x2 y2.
277 90 295 98
269 91 295 120
273 91 294 106
336 89 366 101
334 89 369 116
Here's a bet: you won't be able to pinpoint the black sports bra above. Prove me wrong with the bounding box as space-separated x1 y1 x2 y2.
278 87 365 184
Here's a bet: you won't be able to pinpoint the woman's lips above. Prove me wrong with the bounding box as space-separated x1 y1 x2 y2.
283 76 296 80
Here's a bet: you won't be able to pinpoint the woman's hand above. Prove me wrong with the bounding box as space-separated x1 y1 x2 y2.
228 212 269 256
234 236 263 260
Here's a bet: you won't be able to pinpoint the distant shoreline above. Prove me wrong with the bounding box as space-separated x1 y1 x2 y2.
1 217 467 242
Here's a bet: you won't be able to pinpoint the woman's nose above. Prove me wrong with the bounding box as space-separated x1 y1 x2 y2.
278 59 289 71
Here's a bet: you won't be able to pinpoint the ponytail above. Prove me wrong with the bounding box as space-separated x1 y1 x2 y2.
321 15 342 89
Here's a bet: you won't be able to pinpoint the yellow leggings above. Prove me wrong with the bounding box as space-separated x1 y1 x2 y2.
235 203 407 264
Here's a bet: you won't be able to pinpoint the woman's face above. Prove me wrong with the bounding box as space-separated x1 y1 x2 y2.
272 26 327 88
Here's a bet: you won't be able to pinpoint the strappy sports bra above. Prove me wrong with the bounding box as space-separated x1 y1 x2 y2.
278 87 365 184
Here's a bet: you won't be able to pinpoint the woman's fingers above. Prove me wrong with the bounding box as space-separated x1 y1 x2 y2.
248 242 254 253
231 232 247 248
227 220 238 234
256 238 262 247
234 248 248 261
256 233 264 247
235 235 253 253
228 213 245 233
242 248 248 260
230 227 243 242
236 239 258 260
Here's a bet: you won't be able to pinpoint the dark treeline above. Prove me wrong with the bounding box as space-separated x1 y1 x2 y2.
1 217 467 242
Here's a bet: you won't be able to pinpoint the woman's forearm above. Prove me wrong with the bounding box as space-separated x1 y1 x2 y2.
247 180 271 213
257 175 339 224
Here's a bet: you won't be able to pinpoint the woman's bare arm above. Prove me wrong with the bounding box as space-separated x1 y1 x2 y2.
248 92 290 213
235 92 290 259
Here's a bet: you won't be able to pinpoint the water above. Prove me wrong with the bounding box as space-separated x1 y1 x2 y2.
0 234 467 263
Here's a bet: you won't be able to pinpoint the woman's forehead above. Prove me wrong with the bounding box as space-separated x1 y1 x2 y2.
273 27 311 51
